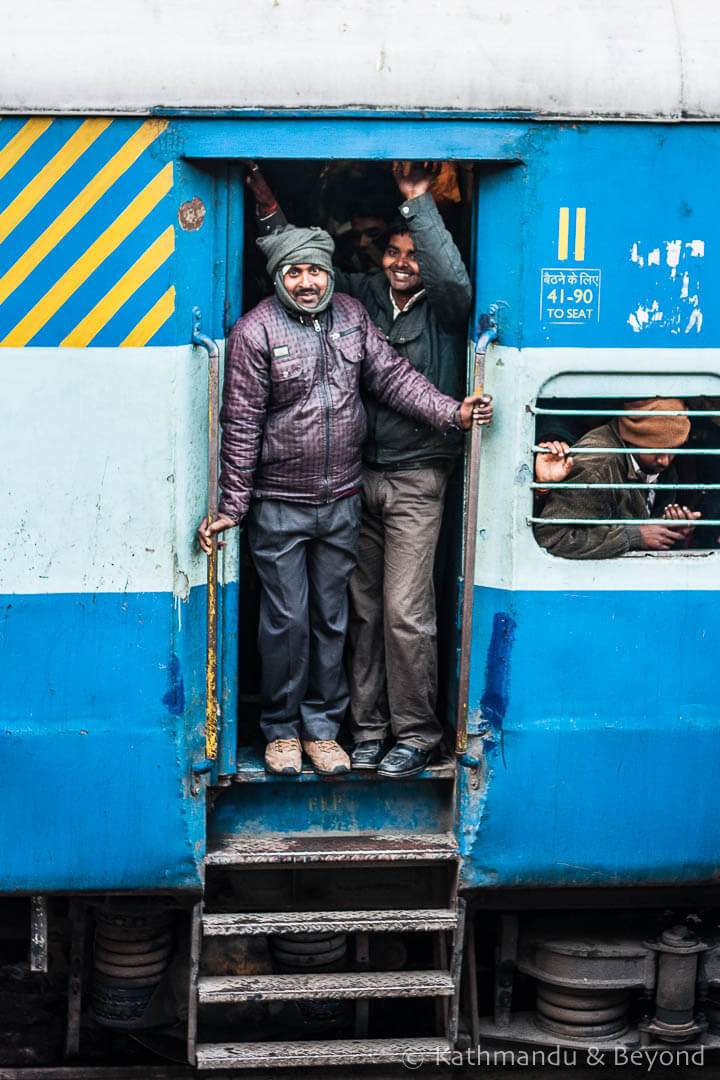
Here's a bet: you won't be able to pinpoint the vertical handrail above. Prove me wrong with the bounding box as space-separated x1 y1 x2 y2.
448 897 467 1047
456 308 498 756
192 308 220 764
186 901 202 1066
29 895 48 972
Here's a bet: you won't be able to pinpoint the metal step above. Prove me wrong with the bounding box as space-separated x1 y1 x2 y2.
205 831 458 866
195 1037 452 1069
202 907 458 935
199 969 454 1004
234 745 456 783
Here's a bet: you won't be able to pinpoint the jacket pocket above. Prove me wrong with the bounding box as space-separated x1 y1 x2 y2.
339 345 363 364
327 342 361 396
269 358 307 407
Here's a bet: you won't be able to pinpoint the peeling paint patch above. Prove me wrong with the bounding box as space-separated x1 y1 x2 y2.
515 462 532 487
686 307 703 334
628 305 648 332
173 559 190 631
665 239 682 274
177 197 206 231
174 569 190 602
627 238 705 335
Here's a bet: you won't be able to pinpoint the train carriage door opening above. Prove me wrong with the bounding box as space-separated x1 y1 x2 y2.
226 158 476 762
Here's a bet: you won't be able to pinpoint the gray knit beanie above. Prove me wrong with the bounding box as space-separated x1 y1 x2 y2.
257 225 336 315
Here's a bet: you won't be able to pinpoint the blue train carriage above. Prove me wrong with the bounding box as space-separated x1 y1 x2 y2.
2 0 720 1069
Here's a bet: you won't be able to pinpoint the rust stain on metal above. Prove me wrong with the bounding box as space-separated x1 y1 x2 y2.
178 196 206 231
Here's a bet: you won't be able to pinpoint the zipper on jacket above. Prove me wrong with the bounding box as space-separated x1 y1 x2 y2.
314 317 331 503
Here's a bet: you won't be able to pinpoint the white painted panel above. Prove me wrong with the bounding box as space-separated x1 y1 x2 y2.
475 346 720 592
675 4 720 119
0 346 238 595
2 0 714 118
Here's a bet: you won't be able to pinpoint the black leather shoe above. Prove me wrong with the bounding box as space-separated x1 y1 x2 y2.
351 738 392 770
377 743 434 779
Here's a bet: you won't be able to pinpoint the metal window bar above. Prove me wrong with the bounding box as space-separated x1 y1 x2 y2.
531 483 720 490
530 407 720 417
529 518 720 525
533 445 720 455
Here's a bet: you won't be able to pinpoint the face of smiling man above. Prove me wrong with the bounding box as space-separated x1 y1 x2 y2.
282 264 329 310
382 232 423 309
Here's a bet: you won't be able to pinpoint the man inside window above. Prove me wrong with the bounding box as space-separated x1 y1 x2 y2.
536 398 699 559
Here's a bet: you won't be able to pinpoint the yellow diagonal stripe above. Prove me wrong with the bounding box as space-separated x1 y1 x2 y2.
0 118 112 246
120 286 175 347
1 163 173 347
0 118 52 182
0 119 169 308
61 227 175 347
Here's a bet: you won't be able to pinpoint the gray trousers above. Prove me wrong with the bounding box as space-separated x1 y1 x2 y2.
347 463 449 751
247 496 362 743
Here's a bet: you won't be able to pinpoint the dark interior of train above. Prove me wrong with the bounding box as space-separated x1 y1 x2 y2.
234 158 476 751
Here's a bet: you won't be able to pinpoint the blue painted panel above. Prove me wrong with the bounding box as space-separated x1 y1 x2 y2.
475 124 720 348
0 588 212 891
176 118 525 162
0 121 129 270
29 197 174 347
210 772 453 841
172 118 720 348
459 586 720 888
0 118 177 349
4 116 719 349
172 157 223 343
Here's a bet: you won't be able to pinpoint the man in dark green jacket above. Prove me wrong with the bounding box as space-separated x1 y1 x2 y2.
248 163 492 777
337 171 488 778
536 399 698 559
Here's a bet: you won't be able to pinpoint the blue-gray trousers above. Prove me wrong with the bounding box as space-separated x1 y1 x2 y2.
247 495 362 743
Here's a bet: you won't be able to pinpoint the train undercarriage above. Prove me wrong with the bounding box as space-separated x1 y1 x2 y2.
4 748 720 1076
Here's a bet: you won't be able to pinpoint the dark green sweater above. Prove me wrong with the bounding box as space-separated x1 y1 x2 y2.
535 421 678 559
259 193 471 465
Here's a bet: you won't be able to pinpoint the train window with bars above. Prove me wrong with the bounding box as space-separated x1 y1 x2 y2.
529 396 720 559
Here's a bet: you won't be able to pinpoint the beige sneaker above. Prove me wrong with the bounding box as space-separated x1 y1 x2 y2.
302 739 350 776
264 737 302 776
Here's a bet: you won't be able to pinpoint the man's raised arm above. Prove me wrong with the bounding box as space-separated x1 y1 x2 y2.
394 165 472 329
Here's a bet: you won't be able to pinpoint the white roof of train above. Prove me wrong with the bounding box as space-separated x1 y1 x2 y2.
2 0 720 119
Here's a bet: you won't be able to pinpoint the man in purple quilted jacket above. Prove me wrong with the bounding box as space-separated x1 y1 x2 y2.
197 224 488 778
